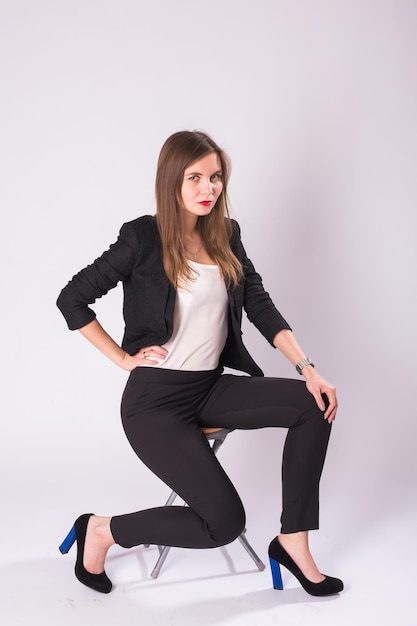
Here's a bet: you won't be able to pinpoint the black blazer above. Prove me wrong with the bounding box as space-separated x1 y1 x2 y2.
57 216 291 376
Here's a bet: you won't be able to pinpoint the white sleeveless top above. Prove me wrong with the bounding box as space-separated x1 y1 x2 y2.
153 261 228 371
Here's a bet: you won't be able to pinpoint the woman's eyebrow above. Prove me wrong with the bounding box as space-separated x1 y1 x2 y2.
184 169 222 176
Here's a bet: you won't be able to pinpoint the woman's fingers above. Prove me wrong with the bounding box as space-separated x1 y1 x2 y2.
139 345 168 364
306 374 338 423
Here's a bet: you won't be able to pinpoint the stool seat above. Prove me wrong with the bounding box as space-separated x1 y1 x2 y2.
146 428 266 579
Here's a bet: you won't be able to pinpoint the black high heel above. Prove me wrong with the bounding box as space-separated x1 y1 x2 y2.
268 537 343 597
59 513 112 594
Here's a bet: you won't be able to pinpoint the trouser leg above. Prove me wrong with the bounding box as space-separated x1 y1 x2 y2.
110 370 245 549
197 375 332 533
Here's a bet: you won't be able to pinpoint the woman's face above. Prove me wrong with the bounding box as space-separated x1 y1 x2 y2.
180 152 223 219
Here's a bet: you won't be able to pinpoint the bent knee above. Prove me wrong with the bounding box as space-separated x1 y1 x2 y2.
209 506 246 546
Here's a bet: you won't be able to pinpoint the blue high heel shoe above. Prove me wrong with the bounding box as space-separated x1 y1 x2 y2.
59 513 112 594
268 537 343 597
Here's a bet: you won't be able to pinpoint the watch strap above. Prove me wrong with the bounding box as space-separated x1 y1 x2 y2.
295 357 315 375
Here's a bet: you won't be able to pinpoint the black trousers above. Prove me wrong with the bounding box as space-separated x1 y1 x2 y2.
110 366 331 549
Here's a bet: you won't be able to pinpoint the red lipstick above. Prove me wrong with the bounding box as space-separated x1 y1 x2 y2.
198 201 212 206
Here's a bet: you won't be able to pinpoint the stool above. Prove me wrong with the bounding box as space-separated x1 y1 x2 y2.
147 428 266 579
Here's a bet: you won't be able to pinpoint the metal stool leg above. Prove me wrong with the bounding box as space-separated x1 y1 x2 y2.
238 529 265 571
150 544 172 579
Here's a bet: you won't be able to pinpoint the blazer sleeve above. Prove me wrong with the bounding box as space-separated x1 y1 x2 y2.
56 222 139 330
232 221 292 345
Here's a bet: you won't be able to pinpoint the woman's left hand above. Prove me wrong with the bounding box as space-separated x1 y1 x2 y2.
302 367 338 423
271 330 338 423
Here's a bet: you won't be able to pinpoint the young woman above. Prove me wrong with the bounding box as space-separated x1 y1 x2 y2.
57 130 343 597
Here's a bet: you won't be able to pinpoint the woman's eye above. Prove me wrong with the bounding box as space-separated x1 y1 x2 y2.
211 173 222 181
188 175 198 181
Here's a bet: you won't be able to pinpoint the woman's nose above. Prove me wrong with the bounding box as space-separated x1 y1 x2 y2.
201 178 214 195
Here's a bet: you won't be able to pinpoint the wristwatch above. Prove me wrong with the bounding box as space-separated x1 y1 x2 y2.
295 357 315 375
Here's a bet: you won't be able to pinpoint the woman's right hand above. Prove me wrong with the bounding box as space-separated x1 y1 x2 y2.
120 345 168 371
78 320 168 371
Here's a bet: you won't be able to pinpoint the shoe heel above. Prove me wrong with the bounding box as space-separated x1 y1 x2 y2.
269 557 284 590
59 525 76 554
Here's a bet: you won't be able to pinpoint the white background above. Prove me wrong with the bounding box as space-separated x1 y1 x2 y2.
1 1 416 624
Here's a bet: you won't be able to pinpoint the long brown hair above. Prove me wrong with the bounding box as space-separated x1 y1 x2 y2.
155 130 243 289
